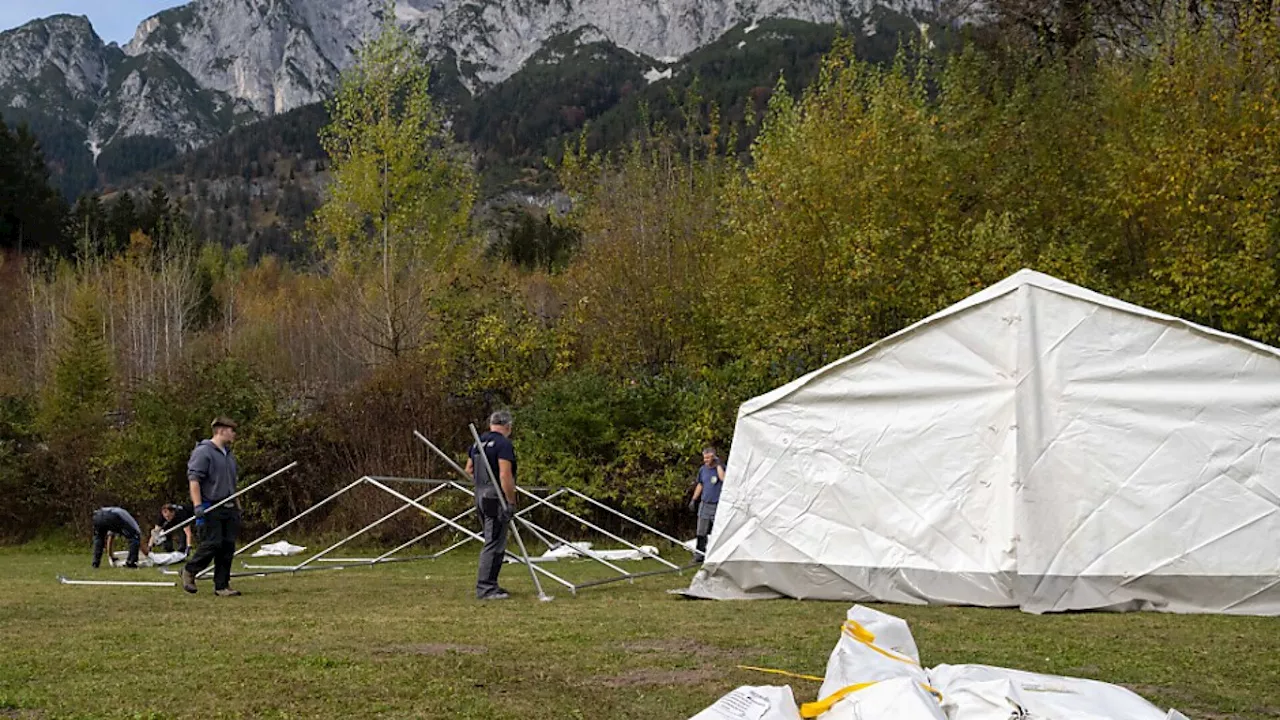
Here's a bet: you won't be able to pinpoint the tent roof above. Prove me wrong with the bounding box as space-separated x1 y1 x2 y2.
742 268 1280 417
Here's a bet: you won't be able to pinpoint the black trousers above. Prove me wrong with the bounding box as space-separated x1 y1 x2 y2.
183 506 240 590
475 495 510 598
92 511 140 567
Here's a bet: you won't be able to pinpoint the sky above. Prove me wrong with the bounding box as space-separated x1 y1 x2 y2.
0 1 185 45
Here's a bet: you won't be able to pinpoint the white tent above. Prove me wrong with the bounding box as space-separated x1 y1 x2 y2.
686 270 1280 614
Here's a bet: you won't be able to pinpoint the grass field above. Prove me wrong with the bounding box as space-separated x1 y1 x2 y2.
1 545 1277 720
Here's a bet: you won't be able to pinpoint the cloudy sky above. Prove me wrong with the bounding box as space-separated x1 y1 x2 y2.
0 1 183 45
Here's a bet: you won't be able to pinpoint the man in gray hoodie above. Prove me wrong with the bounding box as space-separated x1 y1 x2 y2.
180 417 242 597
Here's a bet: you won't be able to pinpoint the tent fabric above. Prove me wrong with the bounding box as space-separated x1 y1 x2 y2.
686 269 1280 614
251 540 307 557
687 605 1187 720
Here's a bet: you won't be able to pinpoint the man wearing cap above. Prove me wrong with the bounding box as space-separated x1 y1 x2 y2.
465 410 518 601
180 417 242 596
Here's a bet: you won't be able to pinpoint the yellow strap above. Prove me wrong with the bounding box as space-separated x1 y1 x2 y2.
799 681 879 718
737 665 825 683
841 621 921 667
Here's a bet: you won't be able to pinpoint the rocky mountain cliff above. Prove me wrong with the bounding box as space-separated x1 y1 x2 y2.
0 0 950 199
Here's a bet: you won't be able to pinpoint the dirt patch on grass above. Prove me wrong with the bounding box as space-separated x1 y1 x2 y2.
0 710 45 719
376 643 487 656
596 667 720 688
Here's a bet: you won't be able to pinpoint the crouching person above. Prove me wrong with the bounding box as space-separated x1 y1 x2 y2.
154 503 195 554
91 506 147 568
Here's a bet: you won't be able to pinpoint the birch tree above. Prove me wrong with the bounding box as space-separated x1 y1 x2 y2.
311 14 476 364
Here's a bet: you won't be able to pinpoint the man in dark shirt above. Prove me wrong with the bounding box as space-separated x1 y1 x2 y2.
91 506 146 568
689 446 726 562
465 410 518 601
155 503 195 554
180 417 242 597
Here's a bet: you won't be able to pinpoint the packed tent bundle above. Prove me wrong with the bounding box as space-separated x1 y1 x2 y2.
687 605 1188 720
686 270 1280 614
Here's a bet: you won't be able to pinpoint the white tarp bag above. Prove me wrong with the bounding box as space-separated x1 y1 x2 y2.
818 606 930 699
111 550 186 567
810 677 946 720
251 540 306 557
930 665 1191 720
689 686 803 720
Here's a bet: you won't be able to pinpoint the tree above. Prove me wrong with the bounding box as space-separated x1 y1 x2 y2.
36 292 116 520
310 12 477 363
107 192 137 257
141 185 172 239
0 117 67 254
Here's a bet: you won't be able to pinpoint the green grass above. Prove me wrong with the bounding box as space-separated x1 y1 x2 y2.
0 546 1276 719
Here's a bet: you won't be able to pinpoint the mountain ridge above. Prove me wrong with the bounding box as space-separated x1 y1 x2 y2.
1 0 953 201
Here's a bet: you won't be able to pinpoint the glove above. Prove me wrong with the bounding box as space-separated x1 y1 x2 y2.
688 499 698 513
194 504 207 518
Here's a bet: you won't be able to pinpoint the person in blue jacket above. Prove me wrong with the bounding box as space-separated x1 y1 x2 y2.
689 446 726 562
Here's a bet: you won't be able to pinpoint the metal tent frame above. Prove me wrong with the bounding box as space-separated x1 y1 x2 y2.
221 430 698 594
60 433 699 597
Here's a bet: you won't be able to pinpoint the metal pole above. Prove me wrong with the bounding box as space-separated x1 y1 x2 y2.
232 476 368 558
370 506 477 563
364 476 456 486
59 575 176 588
415 433 563 552
516 487 679 569
437 477 563 553
290 482 453 572
569 562 700 591
507 516 633 576
160 460 299 538
426 490 574 564
561 486 692 552
363 476 575 592
414 431 469 478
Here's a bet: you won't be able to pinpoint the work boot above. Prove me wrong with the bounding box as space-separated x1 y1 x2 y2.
180 568 197 594
214 588 242 597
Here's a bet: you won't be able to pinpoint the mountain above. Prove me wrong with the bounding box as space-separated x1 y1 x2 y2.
92 10 955 262
0 0 956 200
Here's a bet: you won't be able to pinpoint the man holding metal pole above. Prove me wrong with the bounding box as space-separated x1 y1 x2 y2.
465 410 518 601
180 417 242 597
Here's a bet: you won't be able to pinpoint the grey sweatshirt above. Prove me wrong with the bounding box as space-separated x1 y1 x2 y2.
187 439 239 504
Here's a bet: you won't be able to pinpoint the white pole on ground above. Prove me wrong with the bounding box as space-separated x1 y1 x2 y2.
467 423 552 602
59 575 176 588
